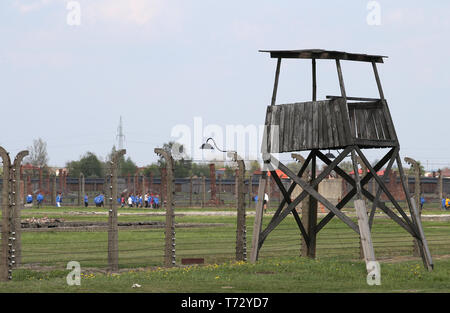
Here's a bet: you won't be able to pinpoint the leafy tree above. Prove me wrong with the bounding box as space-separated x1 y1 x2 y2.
25 138 49 168
143 164 162 178
67 152 104 178
120 157 138 176
190 162 210 177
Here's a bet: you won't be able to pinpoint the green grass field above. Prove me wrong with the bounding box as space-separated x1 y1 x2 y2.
0 204 449 293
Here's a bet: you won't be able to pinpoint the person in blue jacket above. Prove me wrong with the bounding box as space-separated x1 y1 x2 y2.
84 194 89 207
56 193 62 207
94 194 104 207
443 197 447 211
26 194 33 204
37 193 44 208
153 196 159 208
420 195 425 210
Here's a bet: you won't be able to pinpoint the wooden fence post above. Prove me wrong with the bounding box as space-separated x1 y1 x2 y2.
108 149 126 272
355 200 376 266
357 156 369 260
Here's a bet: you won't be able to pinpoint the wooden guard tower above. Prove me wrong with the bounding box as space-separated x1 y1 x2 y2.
250 49 433 271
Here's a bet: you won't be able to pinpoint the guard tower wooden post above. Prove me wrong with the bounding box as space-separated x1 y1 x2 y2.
250 49 433 271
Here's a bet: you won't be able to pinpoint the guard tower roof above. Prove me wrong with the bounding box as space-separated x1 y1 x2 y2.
259 49 387 63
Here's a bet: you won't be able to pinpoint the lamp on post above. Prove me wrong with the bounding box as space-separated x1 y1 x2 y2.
200 138 247 261
325 150 336 160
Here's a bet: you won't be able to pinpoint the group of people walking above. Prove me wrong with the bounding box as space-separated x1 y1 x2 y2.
26 192 61 208
26 191 161 209
83 192 160 209
121 193 160 208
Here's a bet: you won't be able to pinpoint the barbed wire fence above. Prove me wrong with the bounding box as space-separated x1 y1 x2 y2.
0 148 449 281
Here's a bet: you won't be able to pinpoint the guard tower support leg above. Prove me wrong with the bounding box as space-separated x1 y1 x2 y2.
302 152 317 258
396 155 433 271
351 149 377 269
250 172 268 263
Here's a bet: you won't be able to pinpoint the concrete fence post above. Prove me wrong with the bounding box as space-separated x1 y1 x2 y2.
201 175 206 208
437 169 443 205
230 152 247 262
405 157 422 257
209 164 217 206
189 175 193 207
155 148 176 267
108 149 126 272
0 147 12 281
11 151 29 268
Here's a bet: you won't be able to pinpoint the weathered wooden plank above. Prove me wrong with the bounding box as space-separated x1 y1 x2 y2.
348 107 356 138
293 102 304 151
355 199 376 264
347 101 383 110
305 101 313 149
297 103 307 150
373 108 386 140
270 105 280 152
380 99 398 142
354 139 397 147
271 58 282 106
301 102 309 148
263 106 273 153
377 107 391 140
288 104 297 151
356 109 366 139
335 60 353 143
362 109 370 139
365 109 377 140
312 101 319 149
312 59 317 101
324 102 334 148
333 99 346 147
278 105 286 152
328 101 340 147
250 173 268 262
320 102 328 149
327 95 381 102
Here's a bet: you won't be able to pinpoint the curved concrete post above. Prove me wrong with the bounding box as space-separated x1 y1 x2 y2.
108 149 126 272
0 147 12 281
405 157 422 257
155 148 175 267
404 157 421 214
228 152 247 261
11 150 29 267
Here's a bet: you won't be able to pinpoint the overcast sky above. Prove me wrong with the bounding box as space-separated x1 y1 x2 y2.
1 1 449 170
